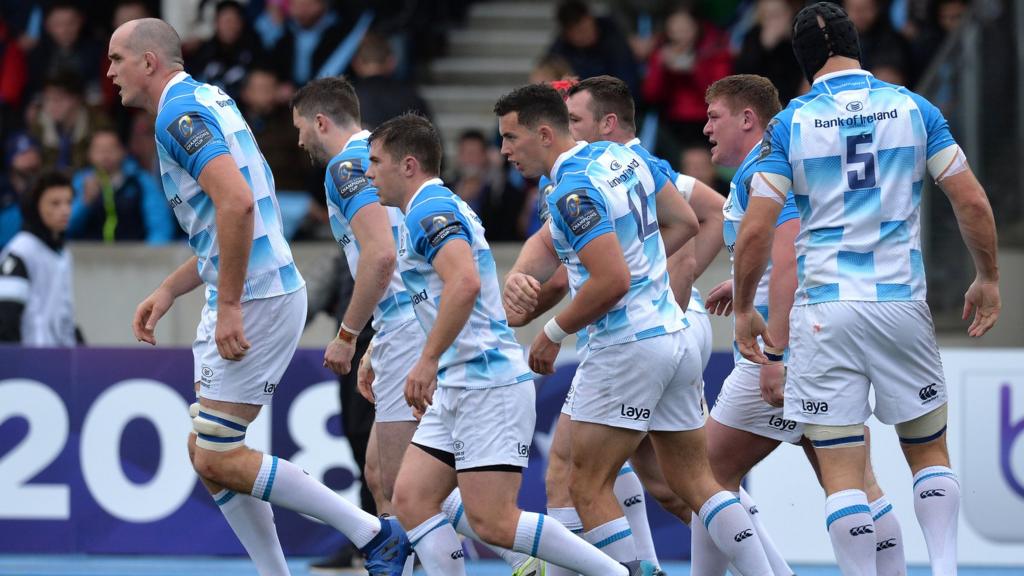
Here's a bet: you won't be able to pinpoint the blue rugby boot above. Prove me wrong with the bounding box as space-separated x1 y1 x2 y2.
361 515 412 575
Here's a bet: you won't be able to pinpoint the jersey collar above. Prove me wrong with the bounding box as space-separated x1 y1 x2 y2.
625 137 641 147
157 71 190 111
405 177 445 213
812 69 873 94
343 129 372 151
550 141 588 182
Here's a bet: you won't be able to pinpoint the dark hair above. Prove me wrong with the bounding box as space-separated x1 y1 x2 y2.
556 0 590 29
705 74 782 128
215 0 245 16
291 76 360 127
368 113 443 176
458 129 487 146
43 70 85 97
493 83 570 132
22 171 72 244
89 126 122 143
568 75 636 132
46 1 82 16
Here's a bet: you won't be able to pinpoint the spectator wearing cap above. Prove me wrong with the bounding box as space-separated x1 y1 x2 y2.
547 0 640 94
351 33 432 129
0 172 78 346
30 71 113 173
0 133 42 248
68 128 175 245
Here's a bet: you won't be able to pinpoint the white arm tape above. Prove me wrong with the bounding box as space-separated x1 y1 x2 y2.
544 317 570 343
750 172 791 206
927 144 968 182
675 174 696 202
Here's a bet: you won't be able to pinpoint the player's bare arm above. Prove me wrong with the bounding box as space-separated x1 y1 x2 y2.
198 154 255 361
132 255 202 345
761 218 798 407
733 191 784 364
504 224 561 317
653 180 699 257
687 180 726 277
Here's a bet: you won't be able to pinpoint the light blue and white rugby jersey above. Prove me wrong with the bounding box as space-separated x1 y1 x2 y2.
625 137 707 317
155 72 303 309
325 130 414 333
398 178 532 389
754 69 956 305
724 144 800 365
546 141 685 351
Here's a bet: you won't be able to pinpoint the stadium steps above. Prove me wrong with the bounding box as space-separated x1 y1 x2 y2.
423 1 558 154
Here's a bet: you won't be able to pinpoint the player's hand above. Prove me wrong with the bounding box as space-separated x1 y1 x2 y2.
323 336 356 375
759 361 786 408
529 331 561 375
503 272 541 317
132 287 175 346
215 303 251 361
405 356 438 414
735 308 774 364
963 277 1000 337
704 279 734 316
357 346 376 403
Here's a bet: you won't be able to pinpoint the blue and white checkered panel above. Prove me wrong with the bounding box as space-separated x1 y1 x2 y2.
787 74 931 304
548 142 684 351
156 75 302 307
398 185 530 389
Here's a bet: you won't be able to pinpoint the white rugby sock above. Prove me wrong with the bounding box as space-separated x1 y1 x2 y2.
546 507 585 576
516 511 628 575
582 516 636 561
615 465 658 566
407 513 466 575
441 488 530 568
870 497 906 576
698 491 772 576
689 509 730 576
213 490 291 576
252 454 380 548
913 466 959 576
740 487 793 576
825 489 877 576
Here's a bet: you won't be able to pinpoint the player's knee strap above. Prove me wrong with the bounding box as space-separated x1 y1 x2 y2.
804 424 866 449
895 403 947 444
192 406 249 452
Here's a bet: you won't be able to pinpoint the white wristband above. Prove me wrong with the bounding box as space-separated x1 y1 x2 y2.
340 322 360 337
544 318 570 343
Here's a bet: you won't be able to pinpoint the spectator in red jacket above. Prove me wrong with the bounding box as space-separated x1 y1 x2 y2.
642 4 732 150
0 17 28 140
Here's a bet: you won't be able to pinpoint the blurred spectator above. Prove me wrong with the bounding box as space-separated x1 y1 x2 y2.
734 0 802 105
31 71 113 173
240 65 317 213
609 0 677 62
643 4 732 149
529 53 575 84
27 2 104 102
0 134 42 248
259 0 363 90
680 144 727 194
547 0 640 94
845 0 913 84
0 17 28 141
112 1 151 28
449 129 525 241
190 0 266 101
0 171 77 346
68 128 175 244
351 33 431 130
910 0 968 75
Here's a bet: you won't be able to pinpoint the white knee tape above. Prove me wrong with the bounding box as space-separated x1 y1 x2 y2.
189 402 200 419
896 403 948 444
804 424 866 449
193 406 249 452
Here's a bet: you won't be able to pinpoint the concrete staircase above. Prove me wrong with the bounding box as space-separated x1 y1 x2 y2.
422 1 558 156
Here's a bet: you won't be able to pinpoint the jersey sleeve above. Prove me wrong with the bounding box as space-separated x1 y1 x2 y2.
776 192 800 226
408 196 474 264
643 154 669 193
547 181 613 252
752 113 794 181
906 90 957 158
325 155 379 221
537 177 554 223
155 102 231 180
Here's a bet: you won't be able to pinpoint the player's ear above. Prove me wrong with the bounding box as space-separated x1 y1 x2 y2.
743 108 756 131
537 124 553 146
602 113 616 135
143 51 157 74
402 155 417 176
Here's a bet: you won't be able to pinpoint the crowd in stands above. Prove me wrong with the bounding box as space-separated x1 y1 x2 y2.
0 0 967 254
